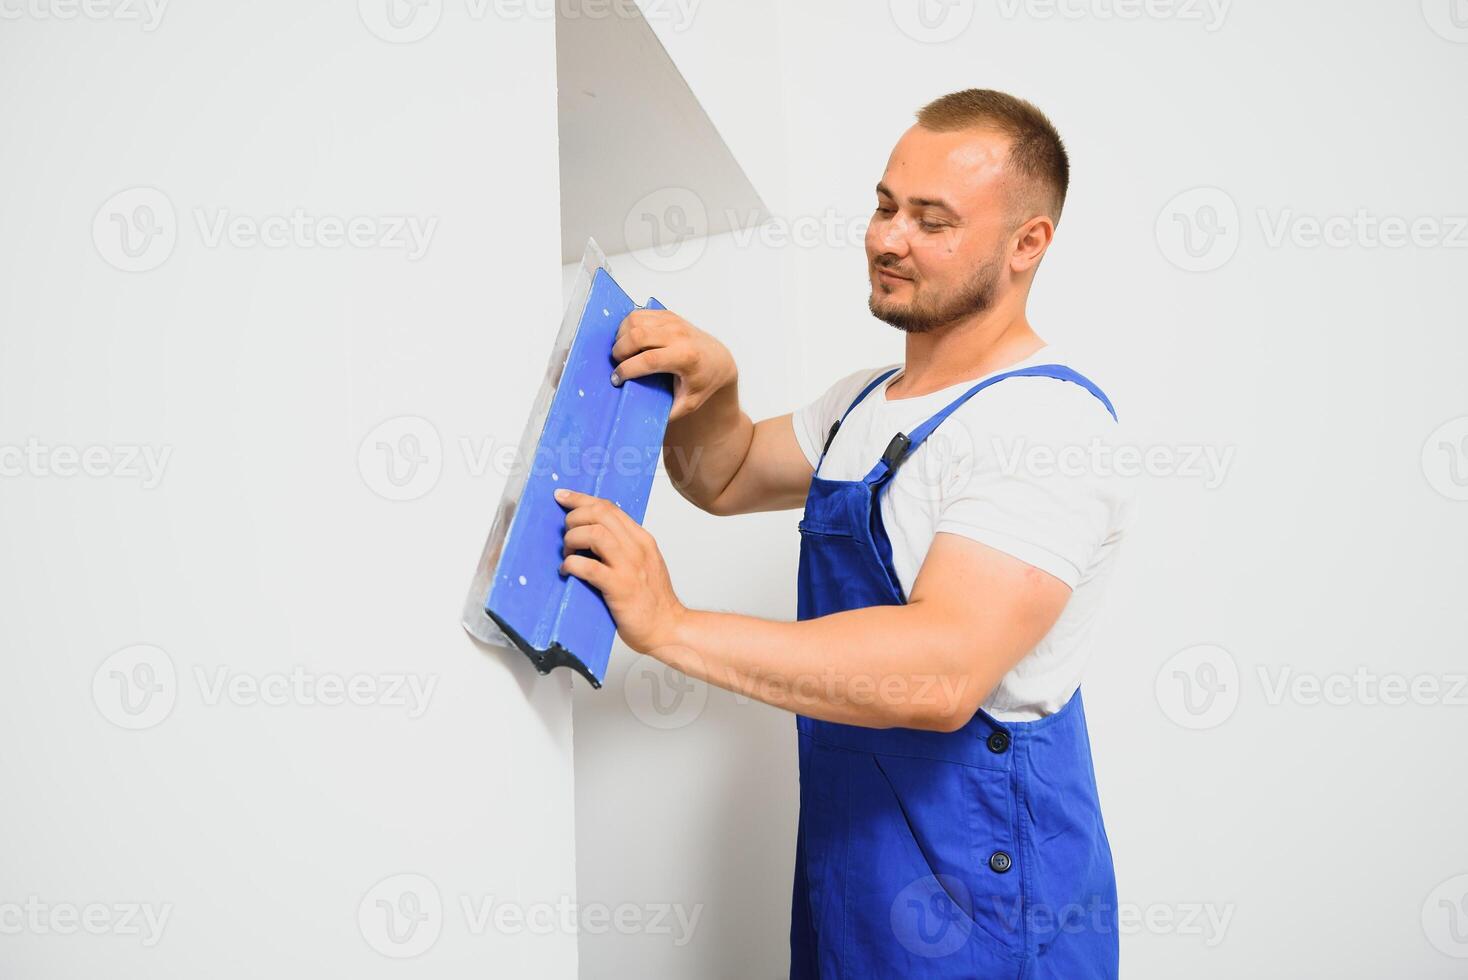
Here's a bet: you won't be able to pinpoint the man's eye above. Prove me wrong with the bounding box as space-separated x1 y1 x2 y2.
875 205 895 215
920 220 947 232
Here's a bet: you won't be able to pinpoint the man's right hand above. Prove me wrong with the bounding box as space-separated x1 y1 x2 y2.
610 309 737 422
611 308 813 516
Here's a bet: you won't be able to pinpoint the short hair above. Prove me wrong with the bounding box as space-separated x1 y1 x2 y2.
915 88 1070 223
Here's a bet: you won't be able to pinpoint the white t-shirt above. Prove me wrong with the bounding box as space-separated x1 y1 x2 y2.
791 345 1134 722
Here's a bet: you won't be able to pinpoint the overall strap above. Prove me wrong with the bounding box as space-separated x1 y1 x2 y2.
861 364 1118 485
817 367 902 461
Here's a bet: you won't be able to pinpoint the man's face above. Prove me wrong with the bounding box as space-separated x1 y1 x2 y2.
865 125 1017 333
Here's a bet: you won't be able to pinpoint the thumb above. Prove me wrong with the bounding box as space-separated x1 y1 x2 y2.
668 376 692 422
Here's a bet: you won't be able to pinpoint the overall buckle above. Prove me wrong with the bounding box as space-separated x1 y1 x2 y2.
881 432 911 470
822 420 841 454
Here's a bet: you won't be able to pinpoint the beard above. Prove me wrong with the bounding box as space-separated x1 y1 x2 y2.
868 249 1003 334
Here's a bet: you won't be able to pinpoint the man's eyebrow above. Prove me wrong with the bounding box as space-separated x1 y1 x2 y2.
874 183 958 214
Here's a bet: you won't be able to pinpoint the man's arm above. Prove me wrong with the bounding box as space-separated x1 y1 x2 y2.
553 485 1071 731
609 309 814 515
657 532 1069 730
673 407 814 516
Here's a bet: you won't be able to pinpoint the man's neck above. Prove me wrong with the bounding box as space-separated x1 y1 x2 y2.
887 302 1046 400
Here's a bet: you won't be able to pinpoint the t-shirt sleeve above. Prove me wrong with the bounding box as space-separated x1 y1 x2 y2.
791 365 895 468
931 377 1128 589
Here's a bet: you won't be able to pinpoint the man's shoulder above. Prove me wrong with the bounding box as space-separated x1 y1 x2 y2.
810 362 902 416
792 362 903 466
959 360 1122 434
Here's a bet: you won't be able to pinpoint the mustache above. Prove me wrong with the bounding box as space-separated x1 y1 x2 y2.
872 256 915 278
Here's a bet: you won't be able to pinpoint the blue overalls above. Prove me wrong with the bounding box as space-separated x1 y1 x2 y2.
790 364 1120 979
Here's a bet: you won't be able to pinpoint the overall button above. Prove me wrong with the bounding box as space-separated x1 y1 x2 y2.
989 851 1013 874
986 731 1010 754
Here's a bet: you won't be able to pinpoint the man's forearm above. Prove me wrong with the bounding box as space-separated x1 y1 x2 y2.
662 379 751 511
655 603 990 731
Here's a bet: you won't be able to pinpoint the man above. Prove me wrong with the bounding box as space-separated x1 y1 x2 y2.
552 88 1131 977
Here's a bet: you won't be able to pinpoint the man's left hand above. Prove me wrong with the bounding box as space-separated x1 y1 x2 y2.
553 488 686 655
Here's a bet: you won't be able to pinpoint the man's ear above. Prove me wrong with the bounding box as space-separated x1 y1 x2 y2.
1010 214 1056 273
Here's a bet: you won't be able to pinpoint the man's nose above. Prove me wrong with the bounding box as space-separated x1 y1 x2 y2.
876 213 913 255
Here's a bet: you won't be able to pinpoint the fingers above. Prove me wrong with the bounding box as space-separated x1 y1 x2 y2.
559 553 610 590
554 489 636 556
614 308 681 341
552 491 664 619
553 487 598 508
558 509 620 584
611 348 670 384
554 488 628 525
611 309 683 362
561 522 625 563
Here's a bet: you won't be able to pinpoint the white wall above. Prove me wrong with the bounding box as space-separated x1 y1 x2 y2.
552 7 804 975
7 3 1465 978
0 4 577 976
566 229 801 980
575 2 1468 978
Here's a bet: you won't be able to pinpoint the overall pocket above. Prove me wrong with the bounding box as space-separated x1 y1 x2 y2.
796 526 904 619
849 751 1026 970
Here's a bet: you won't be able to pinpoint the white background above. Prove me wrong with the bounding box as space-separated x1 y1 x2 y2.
1 2 578 977
3 1 1466 979
577 2 1468 979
